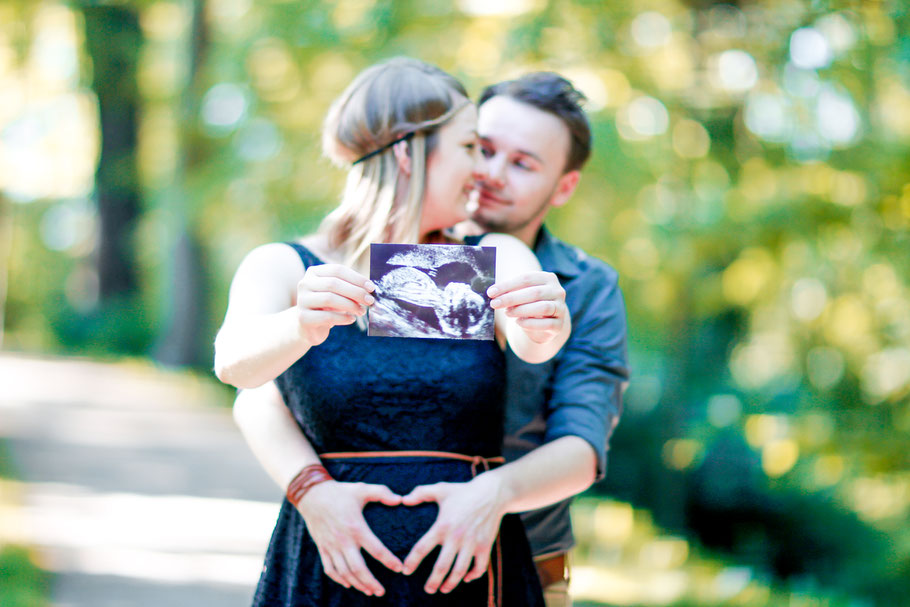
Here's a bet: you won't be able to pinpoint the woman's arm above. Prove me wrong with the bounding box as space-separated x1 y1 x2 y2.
214 243 374 388
479 233 571 364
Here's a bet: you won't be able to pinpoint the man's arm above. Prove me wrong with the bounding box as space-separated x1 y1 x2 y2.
543 266 629 480
401 263 629 594
400 436 595 594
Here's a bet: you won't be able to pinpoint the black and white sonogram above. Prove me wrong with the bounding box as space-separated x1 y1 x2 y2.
368 243 496 340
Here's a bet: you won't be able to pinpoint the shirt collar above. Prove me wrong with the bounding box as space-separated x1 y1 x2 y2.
533 226 583 279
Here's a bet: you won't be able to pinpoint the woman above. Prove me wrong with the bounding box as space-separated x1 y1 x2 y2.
214 57 569 606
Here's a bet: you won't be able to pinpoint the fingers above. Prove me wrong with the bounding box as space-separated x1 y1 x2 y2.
439 548 475 594
352 484 405 573
402 525 440 576
308 263 374 292
423 539 458 594
488 275 565 312
343 546 386 597
317 530 387 596
401 482 446 506
358 483 404 507
326 546 384 597
487 271 557 299
297 309 358 327
298 265 375 316
463 548 491 583
302 481 401 596
360 528 404 574
320 548 351 589
307 273 376 307
298 290 368 317
500 300 560 319
490 286 563 312
515 317 563 331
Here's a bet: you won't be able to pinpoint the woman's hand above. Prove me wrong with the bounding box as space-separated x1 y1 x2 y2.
477 233 570 364
296 480 403 597
488 271 569 345
400 474 507 594
215 245 377 388
295 264 376 346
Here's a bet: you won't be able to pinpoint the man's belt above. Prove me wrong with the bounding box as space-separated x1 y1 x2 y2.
535 552 568 588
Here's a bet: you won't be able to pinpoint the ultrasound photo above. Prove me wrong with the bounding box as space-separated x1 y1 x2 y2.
368 243 497 340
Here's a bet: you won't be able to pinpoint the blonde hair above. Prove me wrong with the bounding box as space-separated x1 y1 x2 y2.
319 57 469 273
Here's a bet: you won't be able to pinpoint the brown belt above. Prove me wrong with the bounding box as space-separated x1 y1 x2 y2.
320 450 504 607
535 553 568 588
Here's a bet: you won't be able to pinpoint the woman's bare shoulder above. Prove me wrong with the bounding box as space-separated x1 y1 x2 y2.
234 241 306 281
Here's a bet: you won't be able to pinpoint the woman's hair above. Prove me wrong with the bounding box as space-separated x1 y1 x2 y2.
319 57 469 272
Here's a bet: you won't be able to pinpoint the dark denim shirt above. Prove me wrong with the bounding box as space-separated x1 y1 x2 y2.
503 227 629 557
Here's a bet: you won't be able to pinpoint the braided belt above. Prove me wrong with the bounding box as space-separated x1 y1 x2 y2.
319 450 505 607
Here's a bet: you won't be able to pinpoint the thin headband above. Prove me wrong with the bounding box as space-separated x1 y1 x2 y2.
351 132 415 165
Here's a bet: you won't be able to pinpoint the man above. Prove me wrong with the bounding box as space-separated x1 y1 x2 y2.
233 73 628 606
467 72 629 606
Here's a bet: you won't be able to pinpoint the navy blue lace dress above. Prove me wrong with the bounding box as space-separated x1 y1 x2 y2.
251 243 544 607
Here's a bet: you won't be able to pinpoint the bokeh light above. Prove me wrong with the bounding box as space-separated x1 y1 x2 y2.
201 83 249 134
806 346 846 391
711 49 758 93
744 91 793 143
617 95 669 140
789 27 832 70
631 12 672 49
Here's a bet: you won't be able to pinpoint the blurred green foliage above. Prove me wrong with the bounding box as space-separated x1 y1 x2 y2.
0 545 50 607
1 0 909 604
0 440 50 607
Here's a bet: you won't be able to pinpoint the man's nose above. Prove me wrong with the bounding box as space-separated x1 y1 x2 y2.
474 154 504 187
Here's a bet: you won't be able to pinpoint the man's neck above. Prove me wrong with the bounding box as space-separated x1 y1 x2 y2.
508 222 543 248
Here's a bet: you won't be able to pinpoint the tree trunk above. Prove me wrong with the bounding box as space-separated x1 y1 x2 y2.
154 0 210 367
81 6 142 300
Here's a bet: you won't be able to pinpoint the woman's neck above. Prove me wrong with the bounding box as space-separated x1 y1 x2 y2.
420 229 460 245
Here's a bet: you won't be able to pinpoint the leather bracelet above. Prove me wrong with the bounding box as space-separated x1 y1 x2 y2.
286 464 333 508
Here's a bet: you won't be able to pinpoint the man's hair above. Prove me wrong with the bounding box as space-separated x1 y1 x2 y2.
479 72 591 173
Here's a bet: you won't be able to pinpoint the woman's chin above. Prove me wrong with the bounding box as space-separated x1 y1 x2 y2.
444 208 471 231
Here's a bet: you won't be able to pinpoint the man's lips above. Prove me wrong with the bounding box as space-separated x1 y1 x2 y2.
476 187 509 207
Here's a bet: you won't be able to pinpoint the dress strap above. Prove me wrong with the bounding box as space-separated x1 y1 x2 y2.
284 241 324 270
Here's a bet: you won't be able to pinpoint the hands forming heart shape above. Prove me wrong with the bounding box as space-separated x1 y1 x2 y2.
295 473 506 598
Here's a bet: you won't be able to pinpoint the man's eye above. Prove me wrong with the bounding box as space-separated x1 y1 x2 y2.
480 147 493 158
464 142 476 151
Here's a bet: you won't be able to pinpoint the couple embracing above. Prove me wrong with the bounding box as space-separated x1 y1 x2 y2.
215 57 628 607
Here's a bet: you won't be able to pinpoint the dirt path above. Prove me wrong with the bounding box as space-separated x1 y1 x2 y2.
0 353 280 607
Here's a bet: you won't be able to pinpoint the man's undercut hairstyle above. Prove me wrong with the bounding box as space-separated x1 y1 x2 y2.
479 72 591 173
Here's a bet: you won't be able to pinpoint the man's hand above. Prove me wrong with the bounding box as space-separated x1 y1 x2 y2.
400 473 508 594
296 264 375 346
297 480 403 596
488 271 568 344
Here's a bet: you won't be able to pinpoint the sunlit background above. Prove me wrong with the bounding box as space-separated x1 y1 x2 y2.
1 0 909 605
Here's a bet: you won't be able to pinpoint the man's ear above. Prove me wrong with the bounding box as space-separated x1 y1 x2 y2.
550 170 580 208
392 140 411 176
